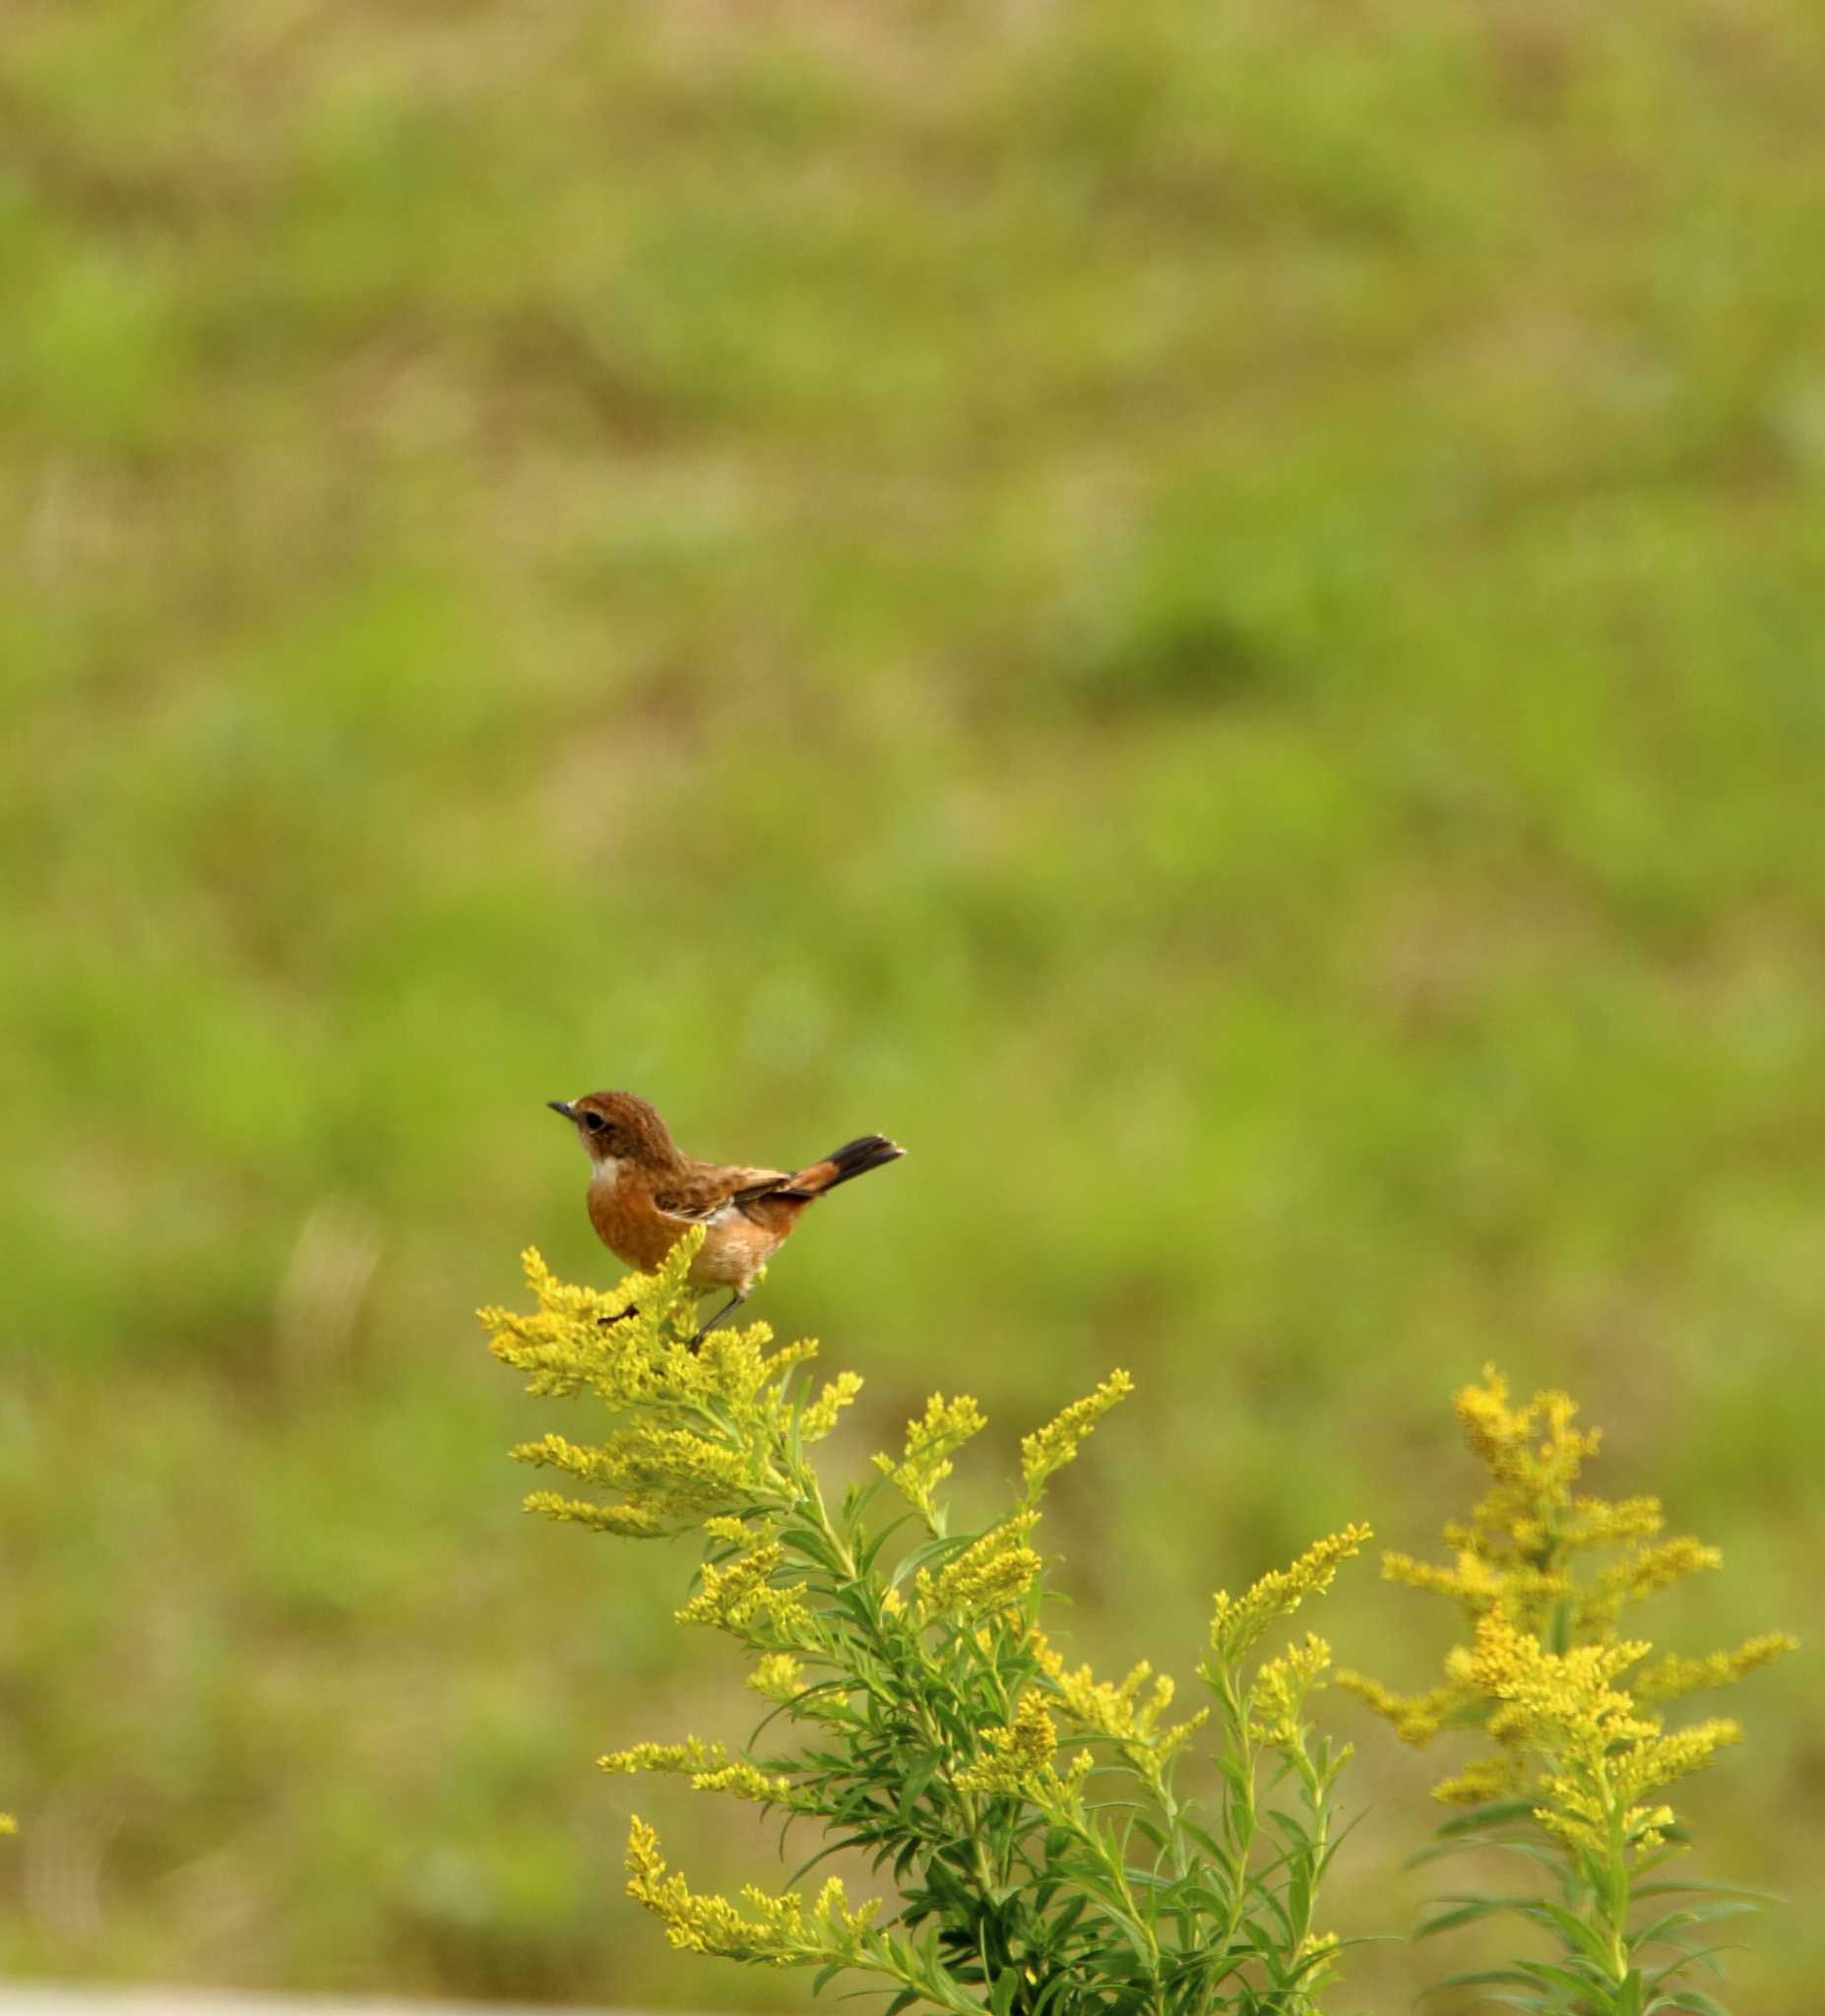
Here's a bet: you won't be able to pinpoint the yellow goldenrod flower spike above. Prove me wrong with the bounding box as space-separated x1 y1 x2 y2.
1346 1356 1794 1877
602 1737 801 1802
1566 1493 1664 1544
690 1761 800 1803
914 1512 1042 1619
956 1692 1067 1799
520 1490 667 1536
1209 1524 1373 1662
601 1736 728 1776
1453 1366 1600 1495
1431 1754 1525 1806
1346 1351 1797 1944
801 1371 863 1443
1052 1658 1156 1736
624 1818 879 1963
1020 1370 1134 1499
872 1392 987 1524
747 1651 805 1700
1430 1610 1740 1861
1574 1534 1723 1632
479 1233 846 1539
1251 1633 1334 1748
1039 1652 1211 1774
675 1543 812 1639
1634 1631 1798 1704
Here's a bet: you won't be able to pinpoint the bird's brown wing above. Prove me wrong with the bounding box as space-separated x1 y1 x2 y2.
653 1163 795 1223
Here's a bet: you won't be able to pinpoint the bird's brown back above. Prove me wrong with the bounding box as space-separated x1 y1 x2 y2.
654 1160 793 1219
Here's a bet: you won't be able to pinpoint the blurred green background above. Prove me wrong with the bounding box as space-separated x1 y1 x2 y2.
3 0 1821 2009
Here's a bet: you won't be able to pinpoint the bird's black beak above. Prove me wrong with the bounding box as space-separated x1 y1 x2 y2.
546 1099 575 1120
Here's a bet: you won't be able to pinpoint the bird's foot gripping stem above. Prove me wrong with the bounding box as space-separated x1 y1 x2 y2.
687 1292 744 1352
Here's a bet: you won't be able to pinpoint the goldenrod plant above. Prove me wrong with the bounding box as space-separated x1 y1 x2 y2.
483 1255 1790 2016
482 1233 1369 2016
1340 1368 1794 2016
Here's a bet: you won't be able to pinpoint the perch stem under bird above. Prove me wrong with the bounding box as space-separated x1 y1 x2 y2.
547 1091 905 1346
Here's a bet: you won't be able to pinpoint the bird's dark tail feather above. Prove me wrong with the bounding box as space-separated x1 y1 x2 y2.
788 1134 906 1197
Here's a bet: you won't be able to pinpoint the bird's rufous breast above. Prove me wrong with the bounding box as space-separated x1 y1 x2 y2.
587 1172 680 1275
588 1171 787 1291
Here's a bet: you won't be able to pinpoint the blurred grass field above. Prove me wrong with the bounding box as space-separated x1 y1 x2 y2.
4 0 1823 2008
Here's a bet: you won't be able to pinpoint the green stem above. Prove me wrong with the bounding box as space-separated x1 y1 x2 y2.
1205 1663 1258 2004
1603 1794 1632 1989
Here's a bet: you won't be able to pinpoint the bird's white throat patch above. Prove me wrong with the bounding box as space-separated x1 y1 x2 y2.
587 1154 623 1186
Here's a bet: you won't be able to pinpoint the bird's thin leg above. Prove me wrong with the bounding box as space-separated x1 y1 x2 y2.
689 1293 745 1351
597 1303 637 1326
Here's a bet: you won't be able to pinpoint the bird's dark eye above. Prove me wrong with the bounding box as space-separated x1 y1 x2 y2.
583 1110 606 1133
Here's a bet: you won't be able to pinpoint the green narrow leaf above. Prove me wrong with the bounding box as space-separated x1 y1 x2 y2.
1648 1944 1739 1986
1513 1956 1610 1999
1635 1877 1779 1905
1416 1897 1512 1938
1534 1898 1623 1972
1655 1991 1732 2016
1432 1798 1542 1837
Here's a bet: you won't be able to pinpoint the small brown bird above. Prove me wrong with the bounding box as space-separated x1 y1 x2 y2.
547 1090 905 1343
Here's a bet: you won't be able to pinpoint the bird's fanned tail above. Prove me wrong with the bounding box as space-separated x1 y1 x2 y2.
784 1134 906 1197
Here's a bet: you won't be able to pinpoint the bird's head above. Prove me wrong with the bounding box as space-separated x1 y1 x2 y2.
546 1089 677 1173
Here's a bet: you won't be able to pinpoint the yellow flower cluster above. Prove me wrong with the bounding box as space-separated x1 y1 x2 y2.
1456 1621 1656 1750
958 1690 1057 1788
1579 1535 1722 1633
625 1817 878 1964
517 1489 668 1536
1340 1365 1794 1858
602 1735 725 1776
675 1543 812 1641
746 1651 805 1701
1335 1671 1456 1747
914 1513 1042 1619
1027 1635 1210 1767
873 1392 986 1524
1429 1753 1524 1806
514 1421 768 1521
801 1371 864 1443
1449 1612 1741 1858
1208 1525 1373 1663
1020 1370 1134 1500
692 1761 800 1802
1250 1633 1334 1749
1635 1632 1795 1704
1409 1370 1729 1634
480 1240 832 1535
484 1237 779 1402
1454 1369 1597 1496
955 1691 1097 1808
600 1738 796 1805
